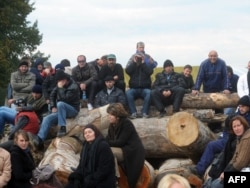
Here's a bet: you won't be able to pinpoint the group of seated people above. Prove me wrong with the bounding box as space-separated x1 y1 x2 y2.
1 40 249 187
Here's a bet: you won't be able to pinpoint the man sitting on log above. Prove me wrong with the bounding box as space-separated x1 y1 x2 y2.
33 70 80 149
151 60 186 118
94 76 127 108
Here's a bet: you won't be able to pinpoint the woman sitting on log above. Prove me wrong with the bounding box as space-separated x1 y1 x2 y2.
65 124 116 188
206 115 250 188
106 103 145 188
7 130 35 188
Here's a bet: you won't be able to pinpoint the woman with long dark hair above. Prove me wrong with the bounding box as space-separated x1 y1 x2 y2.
106 103 145 188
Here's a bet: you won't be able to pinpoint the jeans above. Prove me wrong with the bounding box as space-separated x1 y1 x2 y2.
211 178 224 188
37 102 78 140
196 139 226 175
151 87 185 112
125 88 151 115
0 106 17 134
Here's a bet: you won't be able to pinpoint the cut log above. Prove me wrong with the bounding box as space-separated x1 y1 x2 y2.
38 136 82 186
155 158 202 188
167 112 216 163
181 92 239 109
118 160 155 188
65 106 187 159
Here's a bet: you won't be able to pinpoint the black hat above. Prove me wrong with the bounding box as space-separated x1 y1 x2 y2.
19 61 29 67
55 64 65 71
55 70 69 81
238 95 250 107
32 85 42 94
163 60 174 68
104 76 114 81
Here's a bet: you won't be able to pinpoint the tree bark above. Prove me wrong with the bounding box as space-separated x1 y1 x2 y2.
167 112 216 163
155 158 203 188
181 92 239 109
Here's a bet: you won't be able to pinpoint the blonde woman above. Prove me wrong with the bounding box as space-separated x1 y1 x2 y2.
158 174 191 188
8 130 35 188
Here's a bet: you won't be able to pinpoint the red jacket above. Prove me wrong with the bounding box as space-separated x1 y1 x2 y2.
15 111 39 134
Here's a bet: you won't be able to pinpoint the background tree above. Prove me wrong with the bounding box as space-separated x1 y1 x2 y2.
0 0 43 105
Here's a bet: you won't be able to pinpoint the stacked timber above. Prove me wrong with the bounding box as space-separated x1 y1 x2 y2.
28 93 239 187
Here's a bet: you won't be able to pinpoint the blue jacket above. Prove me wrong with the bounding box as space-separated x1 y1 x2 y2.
194 58 229 92
228 74 239 92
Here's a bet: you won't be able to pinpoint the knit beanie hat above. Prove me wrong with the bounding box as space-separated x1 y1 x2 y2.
238 95 250 106
163 60 174 68
32 85 43 94
55 70 69 81
19 61 29 67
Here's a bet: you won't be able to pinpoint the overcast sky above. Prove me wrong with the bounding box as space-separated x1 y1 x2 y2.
29 0 250 70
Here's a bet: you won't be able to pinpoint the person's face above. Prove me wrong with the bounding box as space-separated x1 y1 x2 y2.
84 128 95 142
232 119 245 136
183 68 192 77
77 56 86 68
37 64 43 71
164 66 173 74
170 182 186 188
107 58 116 67
32 92 42 100
208 51 218 63
16 134 29 150
105 80 115 89
19 65 29 73
108 113 118 124
137 46 145 52
238 105 250 115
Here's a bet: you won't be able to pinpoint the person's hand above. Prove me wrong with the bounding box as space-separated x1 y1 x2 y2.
44 68 50 75
7 99 15 105
57 80 66 88
192 90 199 95
46 99 50 104
223 89 230 94
163 90 171 97
80 83 86 90
219 172 224 181
52 107 57 113
113 75 118 80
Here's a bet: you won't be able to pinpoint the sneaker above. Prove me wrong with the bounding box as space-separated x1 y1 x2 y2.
87 103 93 111
57 126 66 137
142 113 149 118
129 113 137 119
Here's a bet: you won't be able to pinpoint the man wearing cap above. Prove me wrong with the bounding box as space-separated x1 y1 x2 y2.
94 76 126 108
72 55 97 110
151 59 186 118
9 59 36 108
34 70 80 148
127 41 158 69
98 54 126 93
125 52 153 118
0 85 47 141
